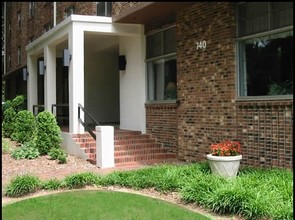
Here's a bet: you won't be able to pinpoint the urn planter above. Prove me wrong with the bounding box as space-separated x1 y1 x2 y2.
206 154 242 178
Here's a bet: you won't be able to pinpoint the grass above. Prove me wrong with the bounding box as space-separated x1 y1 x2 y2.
3 163 293 220
2 138 293 219
2 190 210 220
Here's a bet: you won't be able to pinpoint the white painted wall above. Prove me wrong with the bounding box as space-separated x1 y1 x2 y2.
85 44 120 124
119 32 146 133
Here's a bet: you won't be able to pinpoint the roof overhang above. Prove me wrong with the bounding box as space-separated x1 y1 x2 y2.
112 2 195 24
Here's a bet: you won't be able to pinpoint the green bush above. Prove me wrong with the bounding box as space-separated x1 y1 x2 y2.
2 107 17 138
2 95 26 114
11 110 37 144
48 148 67 164
5 174 41 197
2 95 26 138
11 143 40 160
2 100 12 114
63 172 99 189
41 179 63 190
10 95 26 112
36 111 62 155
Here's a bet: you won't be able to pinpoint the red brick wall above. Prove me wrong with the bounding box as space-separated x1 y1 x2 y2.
145 103 178 154
236 100 293 169
143 2 293 169
112 2 141 16
176 2 238 162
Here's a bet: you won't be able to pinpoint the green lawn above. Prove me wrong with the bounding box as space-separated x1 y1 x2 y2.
2 190 211 220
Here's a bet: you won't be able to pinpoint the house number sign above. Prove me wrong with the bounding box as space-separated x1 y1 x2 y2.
196 40 207 50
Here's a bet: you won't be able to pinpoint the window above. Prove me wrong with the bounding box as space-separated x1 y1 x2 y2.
17 10 21 29
97 2 112 17
17 46 21 64
29 2 35 18
237 2 293 97
146 27 177 101
64 5 75 18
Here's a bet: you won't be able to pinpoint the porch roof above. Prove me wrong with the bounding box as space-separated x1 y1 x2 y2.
112 2 195 24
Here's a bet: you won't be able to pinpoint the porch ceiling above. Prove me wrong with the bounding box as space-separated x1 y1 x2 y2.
112 2 195 24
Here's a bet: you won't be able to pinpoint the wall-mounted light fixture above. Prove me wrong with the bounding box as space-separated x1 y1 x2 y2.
38 60 46 75
63 49 71 67
23 68 28 81
118 55 126 71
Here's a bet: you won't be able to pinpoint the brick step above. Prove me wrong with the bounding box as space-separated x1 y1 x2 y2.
115 147 169 157
79 142 96 148
114 130 141 136
72 133 93 139
115 143 162 151
73 137 95 143
114 153 177 164
114 139 157 145
71 129 177 168
80 147 96 154
115 157 178 167
114 134 152 141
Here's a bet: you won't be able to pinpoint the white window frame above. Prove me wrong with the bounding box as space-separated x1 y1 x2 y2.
236 2 293 100
146 26 177 103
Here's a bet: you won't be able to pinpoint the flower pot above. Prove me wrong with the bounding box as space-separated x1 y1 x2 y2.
206 154 242 178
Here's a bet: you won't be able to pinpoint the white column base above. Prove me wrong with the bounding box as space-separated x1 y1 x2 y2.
96 126 115 168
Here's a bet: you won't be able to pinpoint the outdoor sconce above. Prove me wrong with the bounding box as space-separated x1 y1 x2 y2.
63 49 71 67
23 68 28 81
118 55 126 71
38 60 46 75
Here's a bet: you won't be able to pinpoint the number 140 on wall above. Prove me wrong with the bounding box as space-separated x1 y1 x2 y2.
196 40 207 50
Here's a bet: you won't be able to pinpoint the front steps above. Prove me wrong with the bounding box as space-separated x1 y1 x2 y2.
71 129 178 167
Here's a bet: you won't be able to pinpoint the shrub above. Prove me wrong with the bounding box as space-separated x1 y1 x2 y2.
36 111 62 155
2 95 26 114
10 110 37 144
41 179 63 190
11 143 40 160
2 95 26 138
10 95 26 112
48 148 67 164
5 174 41 197
2 100 12 114
2 107 17 138
63 172 99 189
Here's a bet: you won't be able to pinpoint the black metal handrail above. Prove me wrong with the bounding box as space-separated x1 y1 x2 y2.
51 103 69 115
52 103 69 127
78 103 99 140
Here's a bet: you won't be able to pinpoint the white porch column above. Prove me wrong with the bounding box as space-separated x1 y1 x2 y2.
69 23 85 133
96 126 115 168
44 46 56 113
27 55 38 112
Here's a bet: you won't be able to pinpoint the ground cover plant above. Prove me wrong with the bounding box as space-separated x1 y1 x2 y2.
2 190 210 220
4 163 293 220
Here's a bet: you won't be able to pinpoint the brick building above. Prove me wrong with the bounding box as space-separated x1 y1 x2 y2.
3 2 293 169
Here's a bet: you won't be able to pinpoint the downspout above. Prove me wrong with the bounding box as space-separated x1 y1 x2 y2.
3 2 6 75
53 2 56 26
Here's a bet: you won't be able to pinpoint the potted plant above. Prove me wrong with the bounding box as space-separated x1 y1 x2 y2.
206 140 242 178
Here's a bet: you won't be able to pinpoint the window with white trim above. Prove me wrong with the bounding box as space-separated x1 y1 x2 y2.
29 2 35 18
97 2 112 17
17 10 21 29
237 2 293 97
17 46 21 64
146 27 177 101
64 5 75 19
